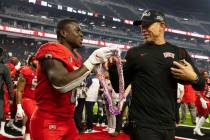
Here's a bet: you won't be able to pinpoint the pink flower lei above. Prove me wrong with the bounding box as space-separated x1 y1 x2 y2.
97 49 125 115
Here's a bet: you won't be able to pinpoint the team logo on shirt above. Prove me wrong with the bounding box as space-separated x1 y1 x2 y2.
49 124 56 130
139 53 147 57
163 52 175 58
73 66 79 70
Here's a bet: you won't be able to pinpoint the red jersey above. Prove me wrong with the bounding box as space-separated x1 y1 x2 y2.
34 42 82 120
182 84 196 103
195 82 210 115
6 63 17 78
196 82 210 102
19 65 37 99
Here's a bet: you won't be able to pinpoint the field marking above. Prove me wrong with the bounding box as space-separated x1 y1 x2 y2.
175 136 196 140
178 124 210 130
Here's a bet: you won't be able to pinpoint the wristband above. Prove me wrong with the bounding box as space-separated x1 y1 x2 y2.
17 104 22 109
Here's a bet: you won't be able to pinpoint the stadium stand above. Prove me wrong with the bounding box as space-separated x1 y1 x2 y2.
0 0 208 71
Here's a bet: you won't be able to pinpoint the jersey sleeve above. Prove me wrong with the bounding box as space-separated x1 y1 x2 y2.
19 66 30 77
6 63 16 77
35 42 76 71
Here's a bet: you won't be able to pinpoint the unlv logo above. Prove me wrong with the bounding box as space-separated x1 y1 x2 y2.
163 52 175 58
141 10 151 18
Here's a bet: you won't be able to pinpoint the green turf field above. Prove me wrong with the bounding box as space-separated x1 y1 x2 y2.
181 113 210 128
93 102 210 128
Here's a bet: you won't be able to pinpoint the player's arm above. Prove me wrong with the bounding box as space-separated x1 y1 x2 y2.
42 58 91 93
179 86 184 100
40 47 117 93
16 73 26 119
177 84 184 103
3 66 14 101
16 74 26 104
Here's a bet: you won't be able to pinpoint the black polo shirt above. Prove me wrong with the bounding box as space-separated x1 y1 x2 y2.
109 42 205 129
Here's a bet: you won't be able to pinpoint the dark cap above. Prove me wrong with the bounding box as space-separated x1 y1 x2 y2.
133 10 166 26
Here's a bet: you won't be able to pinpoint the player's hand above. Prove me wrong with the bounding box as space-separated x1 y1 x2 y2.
9 100 13 106
170 59 197 81
16 104 25 120
200 98 208 109
177 98 182 103
84 47 118 70
90 47 117 64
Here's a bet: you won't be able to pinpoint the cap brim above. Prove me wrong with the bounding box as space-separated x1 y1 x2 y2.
133 20 141 26
133 20 154 26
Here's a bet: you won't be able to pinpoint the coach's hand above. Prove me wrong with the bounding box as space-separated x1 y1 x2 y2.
170 59 197 81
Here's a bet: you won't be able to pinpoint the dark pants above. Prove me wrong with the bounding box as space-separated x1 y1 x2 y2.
0 99 4 120
115 101 129 132
175 103 181 124
74 98 85 132
130 127 175 140
85 101 95 129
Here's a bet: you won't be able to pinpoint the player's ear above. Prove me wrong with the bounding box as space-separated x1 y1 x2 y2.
60 30 66 38
160 22 166 29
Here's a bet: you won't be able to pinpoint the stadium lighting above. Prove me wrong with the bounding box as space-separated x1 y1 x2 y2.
80 23 86 27
113 17 121 22
41 16 47 19
191 54 209 60
8 52 12 57
67 7 73 12
47 4 52 7
78 10 82 14
72 9 77 13
58 5 62 10
29 0 36 4
90 22 94 25
204 40 209 43
41 1 47 6
88 12 93 16
81 11 86 15
101 24 106 27
138 8 144 11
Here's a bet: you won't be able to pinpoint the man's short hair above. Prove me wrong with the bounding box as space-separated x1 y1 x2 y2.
56 18 79 39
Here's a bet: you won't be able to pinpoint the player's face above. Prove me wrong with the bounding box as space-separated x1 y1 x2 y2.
140 22 164 43
64 22 83 48
32 60 38 68
203 72 209 80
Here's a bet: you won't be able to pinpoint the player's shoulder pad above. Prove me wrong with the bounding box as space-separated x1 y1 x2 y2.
6 63 15 71
19 65 31 76
35 42 70 61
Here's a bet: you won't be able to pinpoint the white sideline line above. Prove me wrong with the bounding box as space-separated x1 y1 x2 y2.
178 124 210 130
175 136 196 140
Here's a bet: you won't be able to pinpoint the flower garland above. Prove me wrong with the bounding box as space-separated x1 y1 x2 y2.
97 49 125 115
